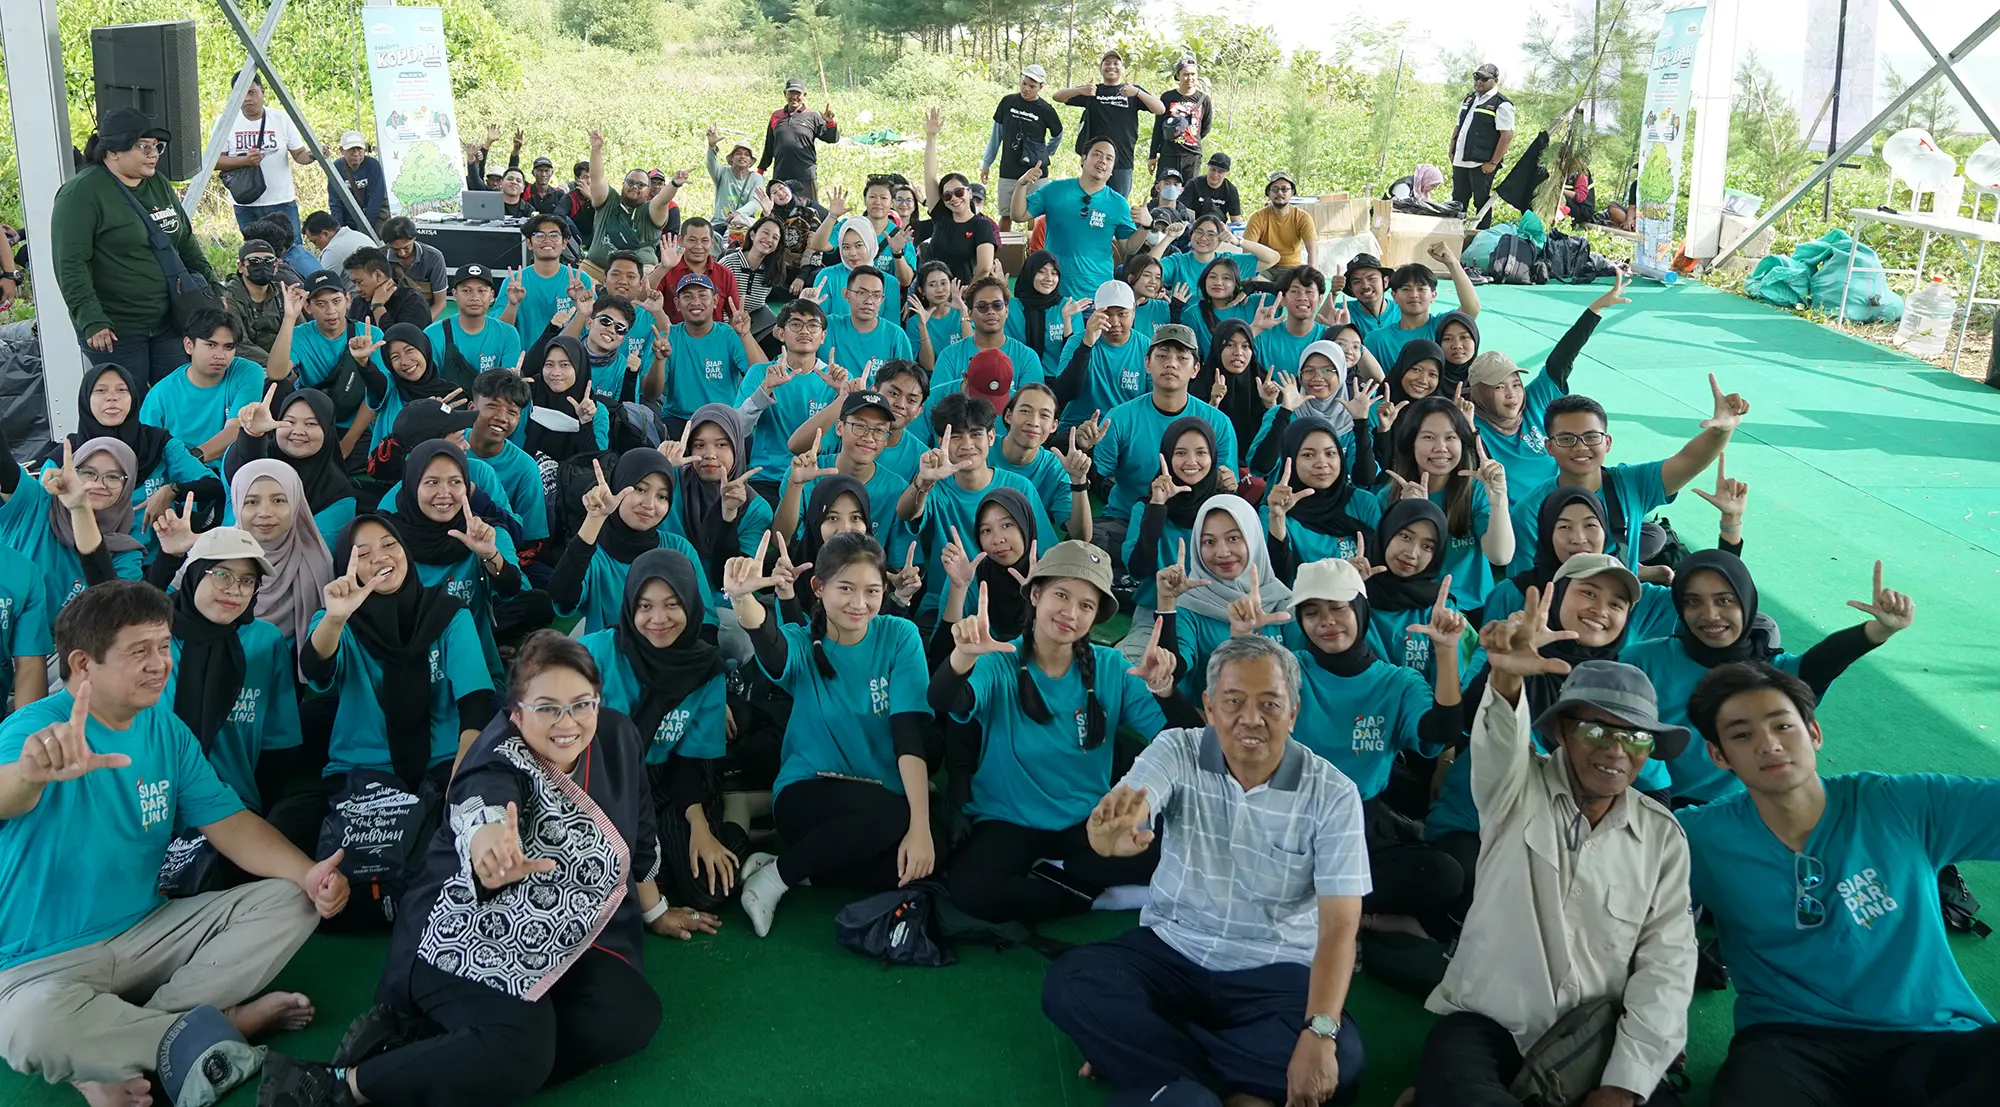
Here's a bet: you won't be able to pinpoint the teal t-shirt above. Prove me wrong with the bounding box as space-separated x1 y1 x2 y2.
820 315 915 382
0 471 144 614
426 316 523 375
812 263 903 323
1621 637 1804 802
1474 369 1566 493
737 361 839 477
791 465 913 551
1120 502 1188 610
958 644 1166 830
1348 298 1398 336
471 441 550 544
557 534 710 636
616 307 660 395
930 337 1047 402
292 320 386 396
1162 250 1256 295
990 442 1074 534
0 691 243 970
1005 299 1071 375
1183 298 1262 359
1261 497 1381 573
1025 178 1136 299
377 455 520 537
1483 577 1678 643
1253 322 1331 378
1093 395 1241 519
662 322 755 422
905 310 964 357
767 617 929 797
499 264 592 352
907 469 1057 617
1171 611 1286 700
138 358 269 473
1377 481 1498 610
1362 314 1443 368
667 489 773 607
1681 773 2000 1032
1510 461 1670 575
873 432 929 483
580 628 728 763
0 545 52 703
304 606 491 776
1053 333 1147 427
128 441 217 558
1293 654 1440 800
164 619 301 813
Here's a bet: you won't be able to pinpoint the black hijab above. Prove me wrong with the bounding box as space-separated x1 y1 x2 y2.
1366 497 1450 612
1191 318 1266 457
271 389 358 514
1157 416 1221 530
1510 487 1609 594
522 335 598 461
1281 414 1369 538
390 440 477 566
1013 250 1062 356
677 404 747 587
1304 592 1378 678
1386 339 1447 404
68 363 170 478
799 475 870 568
381 323 456 405
972 487 1038 639
1528 573 1636 720
333 514 466 785
619 549 726 740
1672 549 1780 667
600 449 672 565
170 558 252 750
1434 311 1480 389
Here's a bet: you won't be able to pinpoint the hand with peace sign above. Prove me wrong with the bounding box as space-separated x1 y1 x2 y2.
1589 268 1632 314
1405 575 1467 646
1343 379 1381 423
238 382 283 437
581 457 625 521
1688 451 1749 522
569 392 598 427
1480 585 1582 695
1073 411 1111 452
789 428 839 487
1060 429 1094 484
152 492 199 557
719 467 763 522
652 331 673 360
770 533 810 602
449 499 500 562
1149 455 1192 506
322 549 382 623
470 802 560 890
1226 564 1293 637
1124 619 1178 697
1849 560 1915 640
1265 460 1314 535
659 422 695 468
1458 436 1506 501
1699 373 1751 433
565 272 592 315
505 271 527 308
941 525 985 589
11 681 132 785
1383 469 1432 502
1086 786 1155 858
890 542 924 607
949 589 1018 671
1154 538 1211 613
724 300 756 337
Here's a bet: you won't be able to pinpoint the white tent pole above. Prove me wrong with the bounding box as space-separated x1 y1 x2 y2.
0 0 83 439
1685 0 1742 259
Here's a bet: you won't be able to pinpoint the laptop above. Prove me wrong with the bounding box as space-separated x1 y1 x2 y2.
460 190 504 222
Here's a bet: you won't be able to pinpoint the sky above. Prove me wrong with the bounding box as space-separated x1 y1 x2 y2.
1143 0 1999 143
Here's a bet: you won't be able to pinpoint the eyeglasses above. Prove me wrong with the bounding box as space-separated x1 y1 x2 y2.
841 419 890 442
530 230 565 241
971 299 1007 313
849 290 885 302
522 697 601 726
1570 720 1656 755
204 567 259 595
1794 853 1826 929
76 466 128 489
593 314 631 334
1299 364 1340 379
1549 431 1609 448
134 140 167 156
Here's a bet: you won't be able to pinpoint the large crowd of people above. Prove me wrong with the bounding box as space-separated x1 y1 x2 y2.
4 53 1994 1107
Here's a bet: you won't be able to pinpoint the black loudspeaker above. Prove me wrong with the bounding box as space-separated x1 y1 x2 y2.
91 20 202 182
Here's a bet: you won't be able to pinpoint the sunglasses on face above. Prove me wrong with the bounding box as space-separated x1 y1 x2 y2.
1570 720 1656 755
971 300 1007 313
942 187 966 200
593 314 630 334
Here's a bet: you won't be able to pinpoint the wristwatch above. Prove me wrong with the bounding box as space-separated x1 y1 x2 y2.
0 271 20 283
1303 1013 1339 1040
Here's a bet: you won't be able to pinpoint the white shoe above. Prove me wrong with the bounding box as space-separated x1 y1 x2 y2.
739 851 778 883
739 854 787 938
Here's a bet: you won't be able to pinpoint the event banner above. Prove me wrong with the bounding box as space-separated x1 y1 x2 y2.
363 7 464 216
1802 0 1877 153
1633 5 1706 280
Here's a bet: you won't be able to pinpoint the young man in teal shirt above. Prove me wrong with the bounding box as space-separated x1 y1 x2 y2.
1014 136 1151 299
1466 277 1629 492
1088 323 1238 568
1361 247 1481 369
659 271 763 430
737 299 837 501
276 271 383 457
138 309 284 475
466 370 550 555
598 249 670 400
1250 265 1333 374
1682 661 2000 1107
425 263 521 384
820 267 914 382
896 392 1055 621
1341 253 1397 336
498 212 591 349
928 275 1044 402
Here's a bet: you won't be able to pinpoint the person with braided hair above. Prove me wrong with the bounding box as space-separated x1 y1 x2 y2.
929 541 1191 924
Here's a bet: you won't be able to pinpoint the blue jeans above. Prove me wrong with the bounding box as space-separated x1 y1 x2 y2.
234 200 302 247
1109 166 1134 199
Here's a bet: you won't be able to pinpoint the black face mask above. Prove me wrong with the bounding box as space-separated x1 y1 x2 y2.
244 259 277 285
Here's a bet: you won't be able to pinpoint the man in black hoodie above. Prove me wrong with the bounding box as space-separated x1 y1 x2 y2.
758 77 839 205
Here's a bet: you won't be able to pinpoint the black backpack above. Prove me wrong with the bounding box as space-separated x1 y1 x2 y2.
835 882 956 968
548 448 621 548
1942 865 1991 938
1489 235 1535 285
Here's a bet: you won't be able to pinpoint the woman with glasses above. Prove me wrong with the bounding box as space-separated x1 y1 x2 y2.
516 335 608 462
903 261 966 371
933 541 1184 924
50 363 221 560
0 437 145 614
1246 341 1376 485
918 117 1001 284
52 107 217 384
258 630 706 1107
809 215 903 320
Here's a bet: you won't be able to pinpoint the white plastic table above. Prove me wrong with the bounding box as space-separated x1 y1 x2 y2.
1840 207 2000 372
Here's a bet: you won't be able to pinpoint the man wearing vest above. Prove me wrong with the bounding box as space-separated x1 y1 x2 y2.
1449 64 1515 230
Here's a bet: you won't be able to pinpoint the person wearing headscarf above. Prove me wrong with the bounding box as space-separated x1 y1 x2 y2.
671 404 771 660
367 322 456 452
765 177 827 277
932 541 1189 924
57 363 219 552
1433 310 1479 391
580 550 749 912
0 436 145 613
1122 416 1222 660
1384 338 1446 406
1264 412 1383 569
1364 497 1456 683
1483 487 1679 642
515 334 609 462
1378 395 1512 611
1155 494 1294 699
223 460 337 645
259 632 704 1107
1285 558 1469 943
1387 163 1446 201
1247 339 1375 486
1622 550 1911 804
381 440 531 679
225 387 360 547
548 450 707 636
1005 250 1070 375
1190 318 1267 470
935 486 1042 642
809 215 901 320
161 527 304 826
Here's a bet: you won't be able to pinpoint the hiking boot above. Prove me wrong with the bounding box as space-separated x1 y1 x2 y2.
331 1004 439 1067
256 1055 354 1107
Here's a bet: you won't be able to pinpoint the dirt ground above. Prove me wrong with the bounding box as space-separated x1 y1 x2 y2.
1840 309 1997 383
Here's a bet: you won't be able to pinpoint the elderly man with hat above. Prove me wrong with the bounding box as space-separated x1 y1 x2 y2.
327 131 388 232
758 76 838 205
1245 168 1317 272
1449 63 1516 229
1042 630 1370 1107
705 125 768 230
1414 582 1695 1107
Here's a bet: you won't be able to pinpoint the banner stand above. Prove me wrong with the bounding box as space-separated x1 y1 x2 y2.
1632 5 1707 282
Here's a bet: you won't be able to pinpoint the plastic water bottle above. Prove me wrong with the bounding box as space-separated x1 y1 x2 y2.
1894 277 1957 358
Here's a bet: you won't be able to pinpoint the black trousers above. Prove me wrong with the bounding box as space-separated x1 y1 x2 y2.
1452 164 1497 229
1043 927 1364 1105
772 776 943 892
354 952 660 1107
1415 1010 1682 1107
1364 838 1465 938
1710 1022 2000 1107
649 762 753 913
1429 830 1481 940
946 819 1159 925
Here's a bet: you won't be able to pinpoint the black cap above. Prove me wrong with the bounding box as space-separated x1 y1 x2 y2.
1207 152 1231 171
301 270 346 298
840 390 895 421
95 106 170 151
532 156 553 168
1158 166 1183 181
1343 252 1395 293
391 398 477 444
453 263 498 290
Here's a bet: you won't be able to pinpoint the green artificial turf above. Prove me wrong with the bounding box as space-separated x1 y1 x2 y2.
6 282 1998 1107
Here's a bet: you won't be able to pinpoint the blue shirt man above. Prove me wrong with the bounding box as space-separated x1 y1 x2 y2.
1016 136 1148 299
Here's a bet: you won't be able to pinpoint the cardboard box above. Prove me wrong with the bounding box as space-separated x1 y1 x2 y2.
1716 213 1776 274
998 230 1028 274
1371 199 1464 273
1298 194 1370 240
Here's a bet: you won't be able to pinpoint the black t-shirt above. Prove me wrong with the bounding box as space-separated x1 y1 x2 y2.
1151 90 1212 160
992 94 1064 181
915 214 999 284
1183 177 1242 222
351 286 433 330
1073 85 1149 171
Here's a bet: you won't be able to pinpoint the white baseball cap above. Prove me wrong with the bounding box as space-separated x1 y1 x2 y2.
338 130 367 151
1289 558 1367 608
1092 280 1136 312
1022 64 1048 84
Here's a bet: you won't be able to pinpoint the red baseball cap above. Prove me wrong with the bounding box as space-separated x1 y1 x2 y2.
964 350 1014 414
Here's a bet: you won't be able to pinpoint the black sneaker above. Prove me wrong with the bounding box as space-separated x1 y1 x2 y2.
256 1055 354 1107
331 1004 439 1067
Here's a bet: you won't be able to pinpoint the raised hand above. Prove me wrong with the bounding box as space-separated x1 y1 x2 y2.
1458 437 1506 500
1073 411 1111 451
322 550 381 622
581 458 624 520
825 185 849 218
505 273 526 308
1018 164 1043 187
1376 399 1404 436
1004 541 1041 587
1383 469 1431 501
1250 300 1282 334
587 127 604 153
770 532 810 601
1275 371 1305 411
1083 308 1112 344
1343 379 1380 422
569 392 598 426
1256 371 1281 409
941 525 985 588
889 541 924 606
671 168 693 187
280 281 309 321
659 422 694 469
917 426 959 486
1056 430 1092 483
1405 576 1467 645
1847 559 1915 636
1149 456 1192 505
924 105 943 137
905 296 932 326
1170 281 1193 307
724 532 783 598
1086 785 1155 857
789 429 839 487
1124 619 1178 697
719 467 762 522
1687 451 1748 520
1700 373 1751 432
1210 364 1230 405
41 440 88 510
152 492 198 557
1266 460 1314 525
950 589 1018 661
1427 241 1455 265
11 681 132 784
1347 532 1387 579
1591 268 1632 313
470 802 560 890
1226 564 1292 636
238 382 282 436
449 500 500 561
1062 296 1092 322
1452 382 1476 425
1479 585 1582 679
705 125 721 149
1155 538 1211 610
